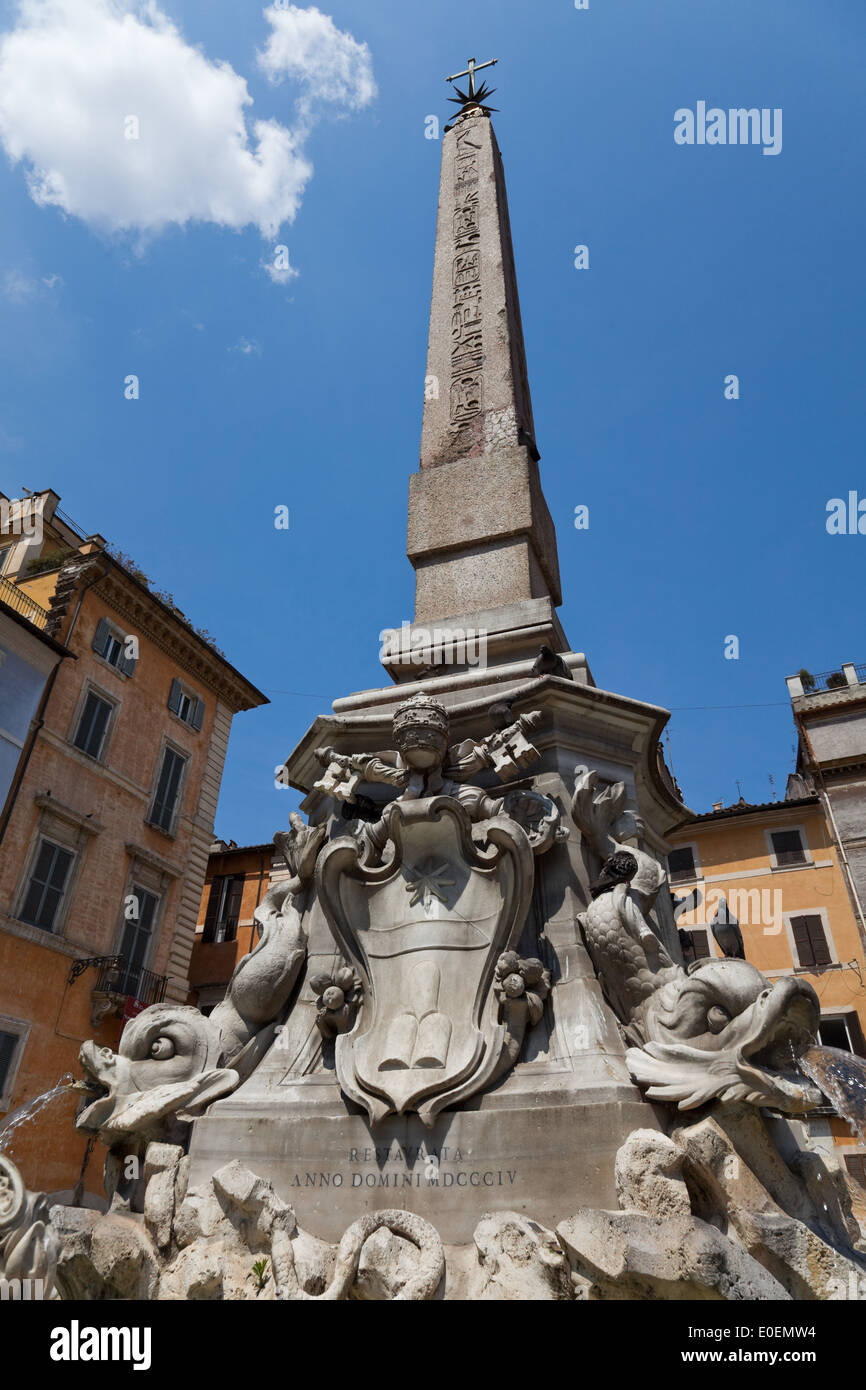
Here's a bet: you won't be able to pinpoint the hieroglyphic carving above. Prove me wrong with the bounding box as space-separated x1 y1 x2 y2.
449 119 484 453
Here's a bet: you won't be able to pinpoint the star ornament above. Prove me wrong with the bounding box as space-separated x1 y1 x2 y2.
448 79 498 113
404 859 455 911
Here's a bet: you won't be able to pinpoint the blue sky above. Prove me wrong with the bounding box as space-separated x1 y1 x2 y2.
0 0 863 842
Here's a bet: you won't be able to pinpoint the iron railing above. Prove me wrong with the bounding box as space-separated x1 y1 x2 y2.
93 958 168 1007
0 575 48 629
798 666 864 696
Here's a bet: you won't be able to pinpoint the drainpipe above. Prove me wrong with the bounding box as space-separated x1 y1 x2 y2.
794 708 866 944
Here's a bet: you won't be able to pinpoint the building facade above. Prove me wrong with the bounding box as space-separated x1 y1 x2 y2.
189 841 279 1014
667 790 866 1187
0 490 266 1201
787 660 866 940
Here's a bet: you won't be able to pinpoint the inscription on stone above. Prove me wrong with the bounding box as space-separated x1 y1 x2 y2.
282 1143 518 1191
448 124 483 452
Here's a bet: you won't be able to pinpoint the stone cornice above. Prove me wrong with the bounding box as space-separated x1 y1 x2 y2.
34 792 104 835
124 841 182 880
0 912 88 958
288 674 687 829
91 567 266 711
794 688 866 715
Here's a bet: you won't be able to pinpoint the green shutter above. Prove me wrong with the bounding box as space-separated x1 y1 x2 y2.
121 641 138 678
93 617 110 656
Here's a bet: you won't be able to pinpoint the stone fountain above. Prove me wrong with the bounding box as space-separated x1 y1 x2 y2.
10 70 866 1301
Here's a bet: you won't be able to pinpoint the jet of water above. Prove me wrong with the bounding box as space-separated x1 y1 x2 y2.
0 1074 76 1151
798 1045 866 1144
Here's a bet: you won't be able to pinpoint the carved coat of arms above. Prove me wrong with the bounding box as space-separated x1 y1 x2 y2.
317 797 534 1126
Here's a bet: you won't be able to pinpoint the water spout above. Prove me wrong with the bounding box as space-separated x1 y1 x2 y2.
0 1074 76 1152
798 1045 866 1143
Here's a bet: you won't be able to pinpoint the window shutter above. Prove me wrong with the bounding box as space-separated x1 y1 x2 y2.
93 617 110 656
668 847 696 882
121 641 138 678
168 678 183 715
0 1031 18 1095
847 1012 866 1058
790 915 815 968
771 830 806 866
191 697 205 731
203 878 222 944
807 915 832 968
845 1154 866 1191
150 748 186 831
226 877 244 932
679 928 710 966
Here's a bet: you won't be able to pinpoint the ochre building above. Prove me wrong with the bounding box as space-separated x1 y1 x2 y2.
0 490 266 1201
668 785 866 1187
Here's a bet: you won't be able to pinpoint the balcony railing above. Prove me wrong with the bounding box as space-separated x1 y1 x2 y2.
93 958 168 1008
0 575 49 630
797 666 863 696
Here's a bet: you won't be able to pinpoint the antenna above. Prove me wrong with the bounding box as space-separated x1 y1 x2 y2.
769 773 776 802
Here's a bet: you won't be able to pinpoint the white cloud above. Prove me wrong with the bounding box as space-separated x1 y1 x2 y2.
3 267 63 301
3 269 37 302
257 4 376 117
0 0 374 241
230 337 261 355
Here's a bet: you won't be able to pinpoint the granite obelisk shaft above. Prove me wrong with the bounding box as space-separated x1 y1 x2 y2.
402 106 566 667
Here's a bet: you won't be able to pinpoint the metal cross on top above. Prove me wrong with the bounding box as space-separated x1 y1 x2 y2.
445 56 499 109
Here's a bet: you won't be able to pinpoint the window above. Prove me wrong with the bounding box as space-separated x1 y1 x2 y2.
93 616 136 677
0 1019 28 1108
818 1013 866 1057
679 928 711 966
148 747 187 833
770 829 807 868
203 875 244 944
668 846 698 884
0 1030 18 1096
116 886 159 998
73 691 113 760
168 678 205 731
844 1154 866 1191
20 839 75 932
790 913 832 969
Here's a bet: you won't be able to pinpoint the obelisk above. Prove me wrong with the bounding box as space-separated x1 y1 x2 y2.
190 66 685 1246
387 67 570 678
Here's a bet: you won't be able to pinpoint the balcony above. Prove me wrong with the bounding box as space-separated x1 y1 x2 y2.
0 575 49 630
89 957 168 1028
787 663 865 699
